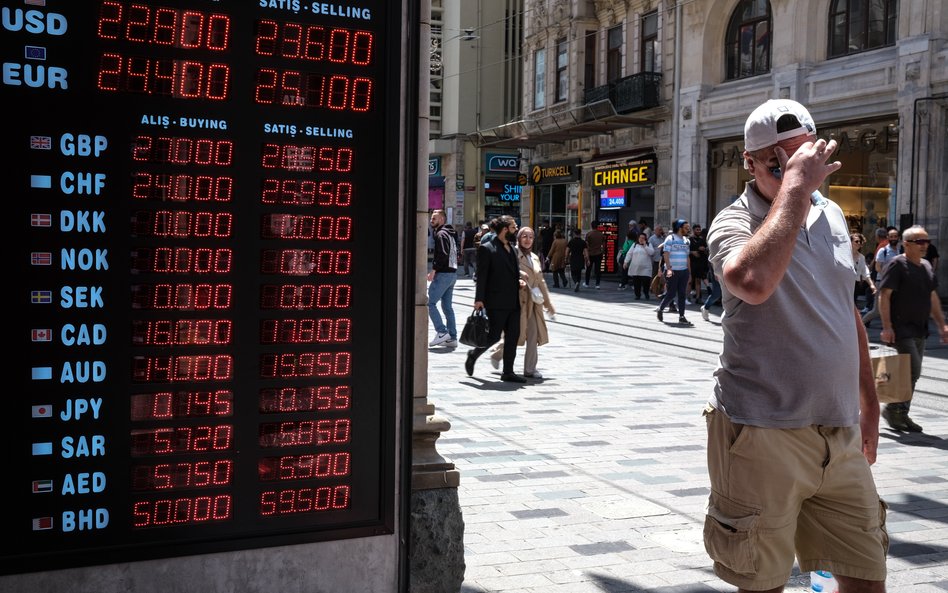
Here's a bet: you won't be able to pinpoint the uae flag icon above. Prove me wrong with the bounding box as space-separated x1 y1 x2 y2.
32 517 53 531
32 480 53 494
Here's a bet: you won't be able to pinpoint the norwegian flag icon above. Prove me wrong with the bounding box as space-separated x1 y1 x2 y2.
32 329 52 342
30 135 51 150
31 252 52 266
31 213 52 227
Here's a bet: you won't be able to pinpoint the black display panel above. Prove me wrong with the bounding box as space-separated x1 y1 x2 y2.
2 0 401 574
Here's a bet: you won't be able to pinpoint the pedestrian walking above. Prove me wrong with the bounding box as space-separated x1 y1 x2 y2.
704 98 887 592
878 225 948 433
489 227 556 379
465 216 527 383
656 219 691 324
426 209 458 348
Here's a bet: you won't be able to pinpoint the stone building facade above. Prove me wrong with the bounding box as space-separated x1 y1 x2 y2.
470 0 946 289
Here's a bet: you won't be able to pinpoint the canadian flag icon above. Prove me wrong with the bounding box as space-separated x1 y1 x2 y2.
32 329 52 342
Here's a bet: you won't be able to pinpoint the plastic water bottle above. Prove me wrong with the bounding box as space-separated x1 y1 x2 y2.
811 570 839 593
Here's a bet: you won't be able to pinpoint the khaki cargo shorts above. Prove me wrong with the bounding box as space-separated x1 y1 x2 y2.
703 406 888 590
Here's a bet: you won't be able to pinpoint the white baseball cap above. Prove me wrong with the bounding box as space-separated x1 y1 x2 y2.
744 99 816 151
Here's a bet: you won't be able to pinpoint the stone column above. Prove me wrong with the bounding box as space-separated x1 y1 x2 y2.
409 2 464 592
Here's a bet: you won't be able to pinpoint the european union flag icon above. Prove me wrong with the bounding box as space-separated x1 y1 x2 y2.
25 46 46 60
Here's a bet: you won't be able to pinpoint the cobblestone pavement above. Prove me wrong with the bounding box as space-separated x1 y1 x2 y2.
426 272 948 593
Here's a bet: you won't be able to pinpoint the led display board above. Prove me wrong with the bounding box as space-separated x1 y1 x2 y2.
2 0 401 574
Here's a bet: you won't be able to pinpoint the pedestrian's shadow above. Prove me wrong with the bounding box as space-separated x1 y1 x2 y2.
460 377 525 391
880 430 948 450
428 347 460 355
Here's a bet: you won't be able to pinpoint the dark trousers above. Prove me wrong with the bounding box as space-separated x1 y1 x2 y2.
658 269 690 314
470 307 521 374
570 261 583 287
552 268 567 287
631 275 651 298
585 254 603 285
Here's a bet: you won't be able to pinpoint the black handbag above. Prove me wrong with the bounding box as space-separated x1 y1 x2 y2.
459 308 491 348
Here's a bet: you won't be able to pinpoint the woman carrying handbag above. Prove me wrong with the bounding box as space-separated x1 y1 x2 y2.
489 227 556 379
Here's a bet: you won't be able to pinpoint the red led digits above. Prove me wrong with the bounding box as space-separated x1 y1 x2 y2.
98 53 230 100
132 459 234 490
259 352 351 378
130 390 234 420
260 318 352 344
259 284 351 310
132 495 232 527
131 247 233 274
254 69 372 112
255 20 373 64
258 452 350 481
258 419 350 447
259 249 351 275
130 424 233 456
259 486 350 516
132 354 233 383
132 136 233 166
261 214 351 240
132 283 233 310
131 319 233 346
132 173 233 202
260 179 352 206
98 2 231 50
132 210 233 238
261 143 353 172
258 386 351 413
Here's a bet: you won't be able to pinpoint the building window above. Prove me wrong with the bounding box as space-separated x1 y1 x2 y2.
725 0 771 81
556 38 569 102
584 30 596 90
607 25 622 82
829 0 897 57
534 47 546 109
641 11 658 72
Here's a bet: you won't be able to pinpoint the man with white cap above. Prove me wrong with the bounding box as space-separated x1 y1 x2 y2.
703 100 887 592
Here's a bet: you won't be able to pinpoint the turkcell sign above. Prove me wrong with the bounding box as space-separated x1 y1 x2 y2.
592 155 657 189
486 153 520 174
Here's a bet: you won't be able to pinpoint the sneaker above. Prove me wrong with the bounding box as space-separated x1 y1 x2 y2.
882 407 909 431
500 373 527 383
669 305 678 313
685 299 693 305
903 415 924 433
524 371 543 379
595 285 600 289
444 339 458 348
679 316 692 325
583 283 589 287
490 357 500 370
657 309 663 322
428 332 451 347
700 306 710 322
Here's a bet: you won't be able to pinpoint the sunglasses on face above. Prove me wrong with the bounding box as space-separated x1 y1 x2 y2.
851 239 863 243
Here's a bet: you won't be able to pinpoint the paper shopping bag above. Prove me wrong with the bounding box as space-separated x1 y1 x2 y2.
870 351 912 403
